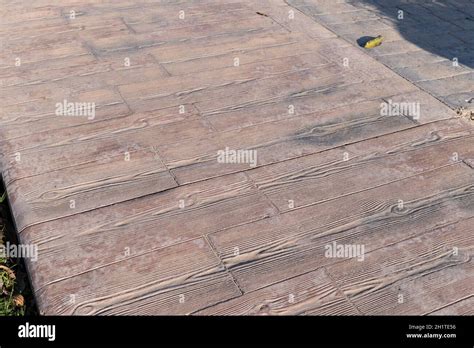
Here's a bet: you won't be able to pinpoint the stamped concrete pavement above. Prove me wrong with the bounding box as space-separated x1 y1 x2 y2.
287 0 474 113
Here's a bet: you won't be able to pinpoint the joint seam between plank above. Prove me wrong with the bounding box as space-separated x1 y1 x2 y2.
204 233 244 295
242 171 282 216
322 266 364 315
193 103 218 132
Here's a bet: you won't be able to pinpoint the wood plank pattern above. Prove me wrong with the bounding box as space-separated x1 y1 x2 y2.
20 172 277 289
196 268 359 315
325 217 474 315
209 163 474 293
247 119 474 212
287 0 474 110
0 0 473 315
36 238 241 315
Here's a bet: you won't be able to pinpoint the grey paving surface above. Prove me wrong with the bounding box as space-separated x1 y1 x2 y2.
287 0 474 111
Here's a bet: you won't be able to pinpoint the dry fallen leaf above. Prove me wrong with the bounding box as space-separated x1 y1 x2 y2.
0 265 16 280
456 106 474 120
13 294 25 307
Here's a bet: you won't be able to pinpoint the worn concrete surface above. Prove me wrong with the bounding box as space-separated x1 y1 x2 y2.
0 0 473 315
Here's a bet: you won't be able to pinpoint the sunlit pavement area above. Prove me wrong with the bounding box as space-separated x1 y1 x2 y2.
0 0 473 315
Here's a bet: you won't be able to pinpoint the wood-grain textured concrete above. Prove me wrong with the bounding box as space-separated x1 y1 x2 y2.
0 0 472 315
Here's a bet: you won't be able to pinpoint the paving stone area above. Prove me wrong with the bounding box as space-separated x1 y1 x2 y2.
0 0 473 315
287 0 474 111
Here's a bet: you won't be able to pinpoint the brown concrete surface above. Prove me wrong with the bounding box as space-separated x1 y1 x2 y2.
0 0 473 315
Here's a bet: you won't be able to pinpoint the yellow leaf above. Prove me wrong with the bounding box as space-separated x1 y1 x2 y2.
364 35 383 49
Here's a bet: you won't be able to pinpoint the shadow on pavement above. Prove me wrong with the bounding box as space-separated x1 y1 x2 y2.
351 0 474 68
